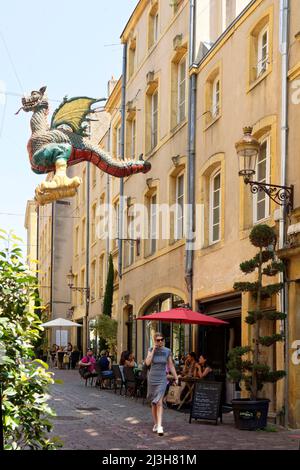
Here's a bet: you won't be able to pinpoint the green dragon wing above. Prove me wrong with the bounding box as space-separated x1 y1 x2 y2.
51 96 100 133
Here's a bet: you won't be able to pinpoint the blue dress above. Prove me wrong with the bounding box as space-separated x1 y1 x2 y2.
147 346 171 404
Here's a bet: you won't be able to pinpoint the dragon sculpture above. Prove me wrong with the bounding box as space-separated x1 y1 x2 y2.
18 86 151 205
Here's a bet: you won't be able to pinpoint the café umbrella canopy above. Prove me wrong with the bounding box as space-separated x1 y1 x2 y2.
137 307 228 357
41 318 82 347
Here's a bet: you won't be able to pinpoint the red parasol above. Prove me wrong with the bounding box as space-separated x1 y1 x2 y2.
137 307 229 326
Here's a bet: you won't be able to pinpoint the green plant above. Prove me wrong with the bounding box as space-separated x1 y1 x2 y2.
0 230 57 449
94 315 118 356
227 225 286 400
102 253 114 317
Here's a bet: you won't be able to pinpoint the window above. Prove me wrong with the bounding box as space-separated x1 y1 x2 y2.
75 226 79 255
99 193 105 239
112 201 119 250
249 12 272 86
82 218 86 251
91 203 96 243
73 274 78 306
91 260 96 302
153 12 159 44
175 174 184 240
148 2 159 49
99 254 105 298
253 137 270 222
117 126 122 158
124 209 135 268
178 57 187 124
80 269 85 305
211 77 220 119
146 78 159 154
204 67 221 127
149 194 157 255
81 168 86 203
257 26 269 77
91 164 96 187
128 38 136 80
209 170 221 244
151 91 158 150
131 119 136 159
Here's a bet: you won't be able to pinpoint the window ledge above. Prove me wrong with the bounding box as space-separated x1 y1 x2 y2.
204 114 221 131
169 238 186 247
145 146 159 160
198 239 224 255
247 67 272 93
111 246 119 256
170 119 187 136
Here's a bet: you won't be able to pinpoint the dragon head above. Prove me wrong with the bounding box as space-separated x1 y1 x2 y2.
16 86 48 114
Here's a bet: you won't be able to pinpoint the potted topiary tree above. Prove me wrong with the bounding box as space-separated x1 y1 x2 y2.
227 224 286 430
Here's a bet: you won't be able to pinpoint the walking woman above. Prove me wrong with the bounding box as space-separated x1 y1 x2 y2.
145 332 179 436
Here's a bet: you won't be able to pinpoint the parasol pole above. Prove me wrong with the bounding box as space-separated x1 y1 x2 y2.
179 320 182 360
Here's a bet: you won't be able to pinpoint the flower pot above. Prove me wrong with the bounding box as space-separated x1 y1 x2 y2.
231 398 270 430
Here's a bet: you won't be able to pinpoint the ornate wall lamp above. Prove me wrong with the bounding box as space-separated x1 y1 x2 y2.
236 127 294 212
67 268 90 302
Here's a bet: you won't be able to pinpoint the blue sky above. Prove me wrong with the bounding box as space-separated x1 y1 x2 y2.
0 0 137 250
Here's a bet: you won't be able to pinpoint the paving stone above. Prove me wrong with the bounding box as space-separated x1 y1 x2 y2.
48 370 298 450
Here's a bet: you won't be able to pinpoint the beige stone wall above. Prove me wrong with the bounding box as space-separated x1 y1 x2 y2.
118 0 190 361
24 200 37 274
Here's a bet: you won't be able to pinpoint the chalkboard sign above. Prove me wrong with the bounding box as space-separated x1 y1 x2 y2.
189 381 222 425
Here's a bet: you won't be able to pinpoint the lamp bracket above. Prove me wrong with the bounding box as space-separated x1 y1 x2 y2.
247 181 294 212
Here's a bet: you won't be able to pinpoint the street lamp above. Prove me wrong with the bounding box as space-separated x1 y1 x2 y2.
67 268 90 352
67 268 90 298
236 126 294 212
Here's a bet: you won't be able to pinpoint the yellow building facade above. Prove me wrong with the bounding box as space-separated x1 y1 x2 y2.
26 0 300 427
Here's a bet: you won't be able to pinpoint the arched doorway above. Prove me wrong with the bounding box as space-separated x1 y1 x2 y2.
140 293 187 359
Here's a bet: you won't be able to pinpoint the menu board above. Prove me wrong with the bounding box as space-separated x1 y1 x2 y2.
189 381 222 425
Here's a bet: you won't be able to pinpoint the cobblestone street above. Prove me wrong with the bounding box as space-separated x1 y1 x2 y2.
49 370 299 450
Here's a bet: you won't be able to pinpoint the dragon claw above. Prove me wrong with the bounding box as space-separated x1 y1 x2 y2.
34 174 81 205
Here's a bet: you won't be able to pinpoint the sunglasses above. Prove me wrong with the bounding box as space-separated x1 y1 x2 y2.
156 338 164 342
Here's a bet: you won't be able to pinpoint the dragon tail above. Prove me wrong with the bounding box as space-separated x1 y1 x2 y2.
69 142 151 177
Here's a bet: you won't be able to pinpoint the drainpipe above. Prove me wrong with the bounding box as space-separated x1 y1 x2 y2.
50 202 55 347
36 205 39 280
106 125 112 259
186 0 197 350
118 42 128 280
279 0 290 428
86 154 91 352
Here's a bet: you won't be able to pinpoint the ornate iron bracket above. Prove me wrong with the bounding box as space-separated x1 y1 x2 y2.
247 181 294 212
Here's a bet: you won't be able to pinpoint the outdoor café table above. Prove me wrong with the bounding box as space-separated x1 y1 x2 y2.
177 377 201 410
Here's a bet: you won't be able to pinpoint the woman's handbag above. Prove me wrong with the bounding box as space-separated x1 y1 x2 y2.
166 383 186 405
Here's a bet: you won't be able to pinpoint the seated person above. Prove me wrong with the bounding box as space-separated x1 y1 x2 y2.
194 354 215 380
180 352 197 379
98 350 114 380
120 350 129 366
78 349 97 379
124 352 137 368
